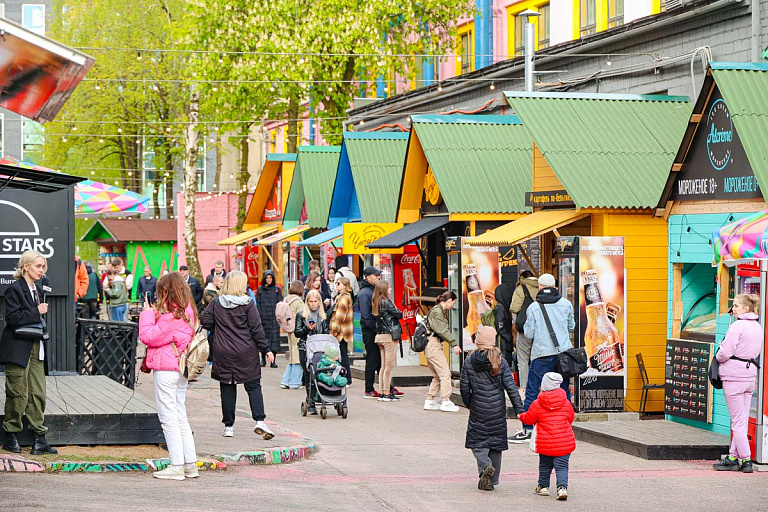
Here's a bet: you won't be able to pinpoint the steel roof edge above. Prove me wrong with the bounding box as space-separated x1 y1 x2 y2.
710 62 768 72
504 90 690 103
343 131 410 140
411 114 522 125
265 153 297 162
297 145 341 153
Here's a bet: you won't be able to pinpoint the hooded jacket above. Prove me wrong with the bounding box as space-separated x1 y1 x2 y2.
510 277 539 314
492 283 515 361
358 279 376 329
519 388 576 457
139 306 196 372
200 295 269 383
256 270 283 353
460 350 524 451
524 287 575 361
716 312 762 382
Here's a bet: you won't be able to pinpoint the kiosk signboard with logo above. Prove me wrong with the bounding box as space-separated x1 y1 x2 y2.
671 85 760 201
0 187 77 371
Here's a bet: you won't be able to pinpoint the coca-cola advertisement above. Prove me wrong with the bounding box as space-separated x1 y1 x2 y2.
393 245 421 341
261 171 282 222
460 242 500 347
577 237 626 411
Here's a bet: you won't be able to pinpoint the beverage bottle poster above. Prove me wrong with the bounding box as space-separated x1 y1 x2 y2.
578 236 626 412
393 245 421 340
461 242 500 346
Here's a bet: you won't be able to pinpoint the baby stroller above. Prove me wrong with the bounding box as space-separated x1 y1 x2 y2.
301 334 349 419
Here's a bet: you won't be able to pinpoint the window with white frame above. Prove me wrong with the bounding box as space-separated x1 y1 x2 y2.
22 5 46 36
538 4 550 49
608 0 624 28
141 141 205 209
22 118 44 162
580 0 596 37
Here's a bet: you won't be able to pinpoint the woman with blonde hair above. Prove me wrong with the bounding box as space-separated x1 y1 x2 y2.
1 251 57 455
294 289 329 414
139 272 198 480
373 280 403 402
201 270 275 440
280 280 305 389
713 293 762 473
329 277 354 386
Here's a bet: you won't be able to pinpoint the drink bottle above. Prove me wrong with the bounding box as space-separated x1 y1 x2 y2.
582 270 623 372
464 264 490 334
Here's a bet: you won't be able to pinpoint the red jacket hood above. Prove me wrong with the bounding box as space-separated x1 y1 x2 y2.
538 388 568 411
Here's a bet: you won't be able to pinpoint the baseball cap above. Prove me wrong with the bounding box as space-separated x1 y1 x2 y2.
179 265 189 270
538 273 556 287
363 266 382 277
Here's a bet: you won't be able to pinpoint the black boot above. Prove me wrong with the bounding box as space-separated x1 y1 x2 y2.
30 434 58 455
2 433 21 453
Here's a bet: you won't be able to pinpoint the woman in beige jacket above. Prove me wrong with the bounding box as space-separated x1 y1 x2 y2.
280 281 305 389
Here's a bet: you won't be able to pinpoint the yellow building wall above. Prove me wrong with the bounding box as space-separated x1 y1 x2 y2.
397 131 430 224
532 143 564 192
592 212 669 413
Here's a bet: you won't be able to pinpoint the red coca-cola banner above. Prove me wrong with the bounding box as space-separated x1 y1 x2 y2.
393 245 421 340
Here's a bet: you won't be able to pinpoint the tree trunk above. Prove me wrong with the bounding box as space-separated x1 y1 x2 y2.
152 179 161 218
235 128 251 233
214 132 222 192
164 144 174 219
323 57 357 145
183 90 203 279
286 95 300 153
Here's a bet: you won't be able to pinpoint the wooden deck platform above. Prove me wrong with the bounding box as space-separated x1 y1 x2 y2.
0 375 162 446
573 419 730 460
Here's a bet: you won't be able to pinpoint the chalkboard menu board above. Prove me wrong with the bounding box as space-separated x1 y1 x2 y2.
665 338 714 423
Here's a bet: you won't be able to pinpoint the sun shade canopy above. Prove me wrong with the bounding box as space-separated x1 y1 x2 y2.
217 223 280 246
254 224 311 246
467 210 589 246
297 225 345 247
366 215 450 249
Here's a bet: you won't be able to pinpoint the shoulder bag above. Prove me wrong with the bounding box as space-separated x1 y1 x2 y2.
539 303 587 379
709 351 761 390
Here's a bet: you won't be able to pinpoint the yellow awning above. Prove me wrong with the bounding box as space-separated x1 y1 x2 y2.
467 210 588 246
217 223 279 246
255 224 311 246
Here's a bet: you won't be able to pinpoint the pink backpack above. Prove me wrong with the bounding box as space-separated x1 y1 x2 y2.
275 297 297 333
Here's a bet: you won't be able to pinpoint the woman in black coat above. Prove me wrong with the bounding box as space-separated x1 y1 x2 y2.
460 326 524 491
0 251 57 455
294 290 329 415
200 271 275 439
256 270 283 368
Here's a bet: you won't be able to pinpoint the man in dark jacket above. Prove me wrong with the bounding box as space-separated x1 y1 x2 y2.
256 270 283 368
80 264 102 319
179 265 204 309
358 266 382 398
492 283 515 366
135 266 158 304
204 260 227 286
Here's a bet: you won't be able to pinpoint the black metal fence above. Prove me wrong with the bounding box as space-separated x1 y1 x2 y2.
76 319 139 389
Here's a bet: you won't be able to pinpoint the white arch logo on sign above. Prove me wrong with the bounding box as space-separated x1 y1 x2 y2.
0 199 54 275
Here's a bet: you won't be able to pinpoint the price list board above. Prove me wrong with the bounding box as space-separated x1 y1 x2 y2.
665 338 714 423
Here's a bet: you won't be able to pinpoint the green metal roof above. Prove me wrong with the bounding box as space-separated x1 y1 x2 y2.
711 65 768 196
411 114 532 214
504 91 692 209
297 146 341 229
343 132 409 223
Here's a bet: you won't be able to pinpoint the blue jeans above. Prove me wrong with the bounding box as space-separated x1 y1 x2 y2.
539 454 570 489
110 304 127 322
281 363 303 388
522 355 570 430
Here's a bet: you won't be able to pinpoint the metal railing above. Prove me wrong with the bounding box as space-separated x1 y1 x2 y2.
76 319 139 389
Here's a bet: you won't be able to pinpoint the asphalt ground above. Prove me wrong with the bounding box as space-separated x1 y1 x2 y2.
1 355 766 511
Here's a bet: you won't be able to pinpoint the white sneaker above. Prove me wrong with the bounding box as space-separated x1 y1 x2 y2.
254 421 275 440
440 400 460 412
557 487 568 501
223 426 234 437
423 399 441 410
184 463 199 478
153 465 185 481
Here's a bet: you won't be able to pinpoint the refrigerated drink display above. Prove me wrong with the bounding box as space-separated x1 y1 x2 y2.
402 268 418 306
582 270 624 374
464 263 491 335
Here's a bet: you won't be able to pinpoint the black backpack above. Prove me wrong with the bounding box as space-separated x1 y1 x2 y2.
411 317 432 352
515 285 533 332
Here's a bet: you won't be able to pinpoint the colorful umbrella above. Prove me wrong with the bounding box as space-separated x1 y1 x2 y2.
713 209 768 267
0 156 149 215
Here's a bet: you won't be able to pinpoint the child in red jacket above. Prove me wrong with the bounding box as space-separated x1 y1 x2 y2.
519 372 575 501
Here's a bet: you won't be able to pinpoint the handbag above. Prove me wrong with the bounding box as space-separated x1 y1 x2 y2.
539 303 587 379
709 349 760 390
14 322 45 341
172 322 210 381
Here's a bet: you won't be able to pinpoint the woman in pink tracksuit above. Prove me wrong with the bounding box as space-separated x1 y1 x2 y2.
140 272 198 481
713 294 762 474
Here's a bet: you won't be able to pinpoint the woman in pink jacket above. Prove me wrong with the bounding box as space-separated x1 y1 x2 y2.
139 272 198 481
713 294 762 474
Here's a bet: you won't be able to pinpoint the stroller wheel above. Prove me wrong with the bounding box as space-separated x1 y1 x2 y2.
336 404 343 416
301 401 307 417
320 406 327 419
342 406 348 419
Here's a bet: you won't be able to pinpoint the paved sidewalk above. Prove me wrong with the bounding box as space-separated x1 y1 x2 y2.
1 353 766 511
